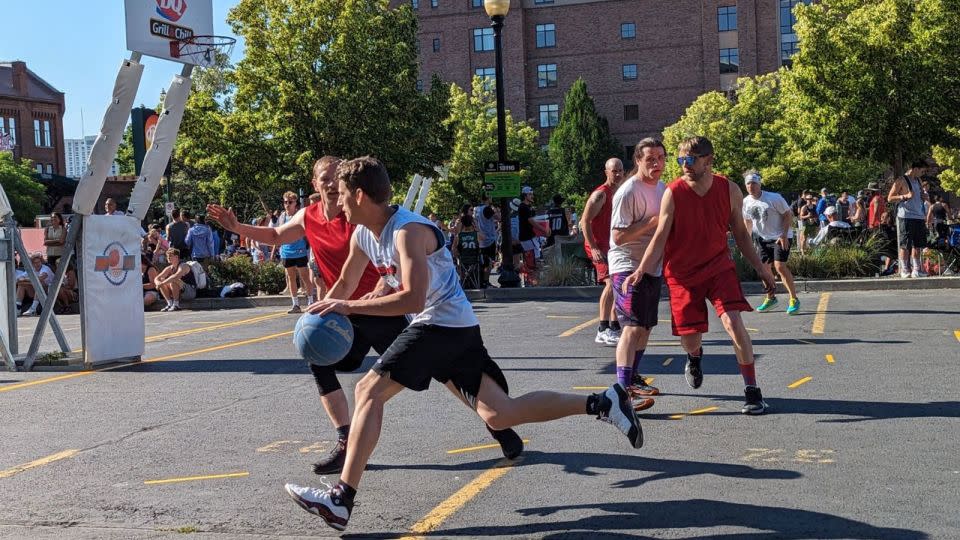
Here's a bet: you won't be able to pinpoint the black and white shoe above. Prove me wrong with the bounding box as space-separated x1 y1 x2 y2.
284 481 353 531
684 348 704 389
741 386 768 415
312 438 347 475
486 425 524 459
595 384 643 449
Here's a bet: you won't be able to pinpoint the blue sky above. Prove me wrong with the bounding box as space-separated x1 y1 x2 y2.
4 1 243 140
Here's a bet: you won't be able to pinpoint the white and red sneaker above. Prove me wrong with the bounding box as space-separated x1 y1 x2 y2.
284 480 353 531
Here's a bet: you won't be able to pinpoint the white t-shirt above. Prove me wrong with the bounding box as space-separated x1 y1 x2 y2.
608 175 666 275
742 191 794 241
18 265 54 288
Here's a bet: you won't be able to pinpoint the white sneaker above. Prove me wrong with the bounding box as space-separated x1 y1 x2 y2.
284 482 352 531
900 271 912 278
912 269 927 278
605 328 621 346
595 329 609 344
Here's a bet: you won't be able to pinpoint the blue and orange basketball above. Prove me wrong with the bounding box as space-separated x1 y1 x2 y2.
293 312 354 367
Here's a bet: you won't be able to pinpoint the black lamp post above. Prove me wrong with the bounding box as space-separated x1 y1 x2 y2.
485 0 520 288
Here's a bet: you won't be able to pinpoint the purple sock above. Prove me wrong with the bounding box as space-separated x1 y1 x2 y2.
617 366 633 389
632 350 645 372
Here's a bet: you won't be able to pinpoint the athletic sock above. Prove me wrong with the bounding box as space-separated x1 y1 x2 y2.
335 424 350 441
609 320 621 332
29 300 40 311
292 298 299 307
899 258 907 271
688 347 703 360
616 366 633 389
598 320 610 333
739 363 757 387
632 350 645 372
912 258 921 271
307 295 315 305
166 299 174 307
336 480 357 505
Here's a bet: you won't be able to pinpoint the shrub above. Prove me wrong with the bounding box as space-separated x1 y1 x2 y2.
733 240 881 280
207 256 259 294
257 261 287 295
540 255 594 286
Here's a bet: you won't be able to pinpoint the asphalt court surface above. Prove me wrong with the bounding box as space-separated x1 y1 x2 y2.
2 290 959 539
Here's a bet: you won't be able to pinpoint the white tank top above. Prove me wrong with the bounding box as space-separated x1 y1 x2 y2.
354 206 478 327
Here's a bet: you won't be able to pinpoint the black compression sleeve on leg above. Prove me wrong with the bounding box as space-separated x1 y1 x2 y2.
309 363 342 396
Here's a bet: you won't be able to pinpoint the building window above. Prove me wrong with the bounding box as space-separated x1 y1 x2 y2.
621 22 636 39
537 64 558 88
539 103 559 128
474 27 495 51
45 164 53 174
534 0 554 4
780 0 811 65
622 64 638 80
624 104 639 121
718 6 737 32
411 0 418 9
43 120 51 147
35 164 42 174
433 38 441 52
416 80 424 92
431 0 438 7
472 0 482 6
536 24 556 48
720 48 739 73
6 117 15 145
625 145 636 160
475 67 496 89
34 119 41 147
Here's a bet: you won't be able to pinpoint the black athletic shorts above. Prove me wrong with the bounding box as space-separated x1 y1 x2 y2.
332 315 409 372
897 218 927 250
373 324 505 403
282 256 309 268
480 244 497 267
757 238 791 264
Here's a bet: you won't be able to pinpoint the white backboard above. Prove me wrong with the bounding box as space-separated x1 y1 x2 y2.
125 0 214 67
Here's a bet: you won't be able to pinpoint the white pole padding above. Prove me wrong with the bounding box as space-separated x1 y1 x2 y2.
413 178 433 215
127 74 193 221
73 59 145 216
402 175 423 210
0 181 11 218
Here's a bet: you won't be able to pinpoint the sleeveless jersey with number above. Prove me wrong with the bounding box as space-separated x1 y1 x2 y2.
302 204 380 300
547 206 569 237
584 183 614 257
354 206 478 327
457 230 479 251
664 175 736 287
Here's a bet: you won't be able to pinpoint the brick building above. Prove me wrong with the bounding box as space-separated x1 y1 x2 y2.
398 0 809 155
0 61 66 175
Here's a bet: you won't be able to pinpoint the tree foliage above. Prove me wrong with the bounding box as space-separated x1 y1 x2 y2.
0 153 45 226
789 0 960 175
547 78 620 197
429 77 548 216
933 129 960 196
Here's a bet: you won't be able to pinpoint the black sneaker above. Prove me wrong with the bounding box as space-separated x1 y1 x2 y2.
684 349 704 389
741 386 768 415
312 438 346 475
486 425 524 459
595 384 643 449
284 481 353 531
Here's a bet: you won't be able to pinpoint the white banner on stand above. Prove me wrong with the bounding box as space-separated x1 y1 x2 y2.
80 215 145 364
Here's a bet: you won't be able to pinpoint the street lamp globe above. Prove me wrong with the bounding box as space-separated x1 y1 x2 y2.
484 0 510 18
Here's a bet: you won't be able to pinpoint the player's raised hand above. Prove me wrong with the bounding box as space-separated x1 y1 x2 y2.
206 204 239 231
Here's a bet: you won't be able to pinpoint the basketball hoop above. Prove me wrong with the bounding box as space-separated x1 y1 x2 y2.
169 35 236 66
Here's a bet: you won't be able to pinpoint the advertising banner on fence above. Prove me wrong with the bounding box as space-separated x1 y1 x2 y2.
81 215 145 365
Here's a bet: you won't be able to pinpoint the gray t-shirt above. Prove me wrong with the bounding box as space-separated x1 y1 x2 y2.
742 191 794 241
608 176 666 275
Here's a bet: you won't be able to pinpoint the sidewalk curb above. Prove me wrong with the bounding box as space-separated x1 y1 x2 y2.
178 276 960 310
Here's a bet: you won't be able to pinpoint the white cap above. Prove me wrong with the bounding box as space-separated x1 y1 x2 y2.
744 172 762 185
824 206 837 216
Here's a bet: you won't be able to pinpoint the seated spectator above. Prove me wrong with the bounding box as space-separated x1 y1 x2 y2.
55 263 78 313
874 211 898 275
810 206 852 246
153 248 197 312
145 227 169 265
16 253 54 316
142 255 160 308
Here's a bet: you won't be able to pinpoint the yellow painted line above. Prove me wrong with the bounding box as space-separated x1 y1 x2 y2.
572 386 607 390
746 327 759 333
954 330 960 343
662 357 674 366
144 471 248 485
447 440 531 455
811 292 831 334
0 331 293 394
0 449 79 479
796 338 815 345
688 406 719 415
669 414 685 420
402 458 519 539
825 354 835 364
788 376 813 389
144 311 286 343
558 317 600 337
546 315 580 319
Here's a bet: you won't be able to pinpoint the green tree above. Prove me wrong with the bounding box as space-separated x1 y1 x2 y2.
933 129 960 195
115 125 136 175
430 77 549 216
0 153 45 226
547 78 620 197
789 0 960 175
227 0 451 184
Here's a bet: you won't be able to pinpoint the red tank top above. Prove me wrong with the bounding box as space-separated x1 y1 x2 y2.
664 175 736 286
584 182 614 256
302 203 381 300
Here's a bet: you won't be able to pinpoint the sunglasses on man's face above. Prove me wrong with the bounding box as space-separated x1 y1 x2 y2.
676 155 700 167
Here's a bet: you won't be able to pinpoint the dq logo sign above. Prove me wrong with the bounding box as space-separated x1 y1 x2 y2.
94 242 137 286
156 0 187 22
